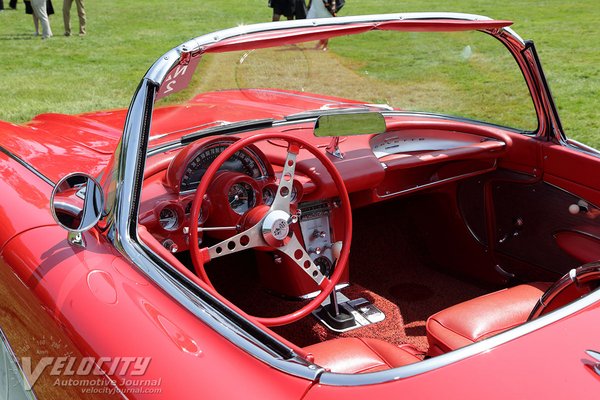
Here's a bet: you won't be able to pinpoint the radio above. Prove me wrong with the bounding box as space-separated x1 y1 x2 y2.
299 200 334 277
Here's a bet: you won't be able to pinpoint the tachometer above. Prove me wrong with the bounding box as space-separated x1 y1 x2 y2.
180 143 266 192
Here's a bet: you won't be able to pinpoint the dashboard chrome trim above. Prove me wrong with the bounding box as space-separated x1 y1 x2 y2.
177 139 270 195
377 161 498 199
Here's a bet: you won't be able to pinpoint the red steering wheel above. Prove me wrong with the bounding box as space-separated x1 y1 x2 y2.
189 133 352 327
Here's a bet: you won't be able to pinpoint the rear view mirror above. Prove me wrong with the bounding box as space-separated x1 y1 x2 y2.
313 112 386 137
50 173 104 233
314 112 386 159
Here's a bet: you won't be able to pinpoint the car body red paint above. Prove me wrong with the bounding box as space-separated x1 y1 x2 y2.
2 13 600 399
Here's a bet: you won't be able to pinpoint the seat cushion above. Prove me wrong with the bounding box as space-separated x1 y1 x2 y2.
426 282 551 356
304 337 422 374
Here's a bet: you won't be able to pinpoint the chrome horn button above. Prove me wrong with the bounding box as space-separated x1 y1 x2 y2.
262 210 292 247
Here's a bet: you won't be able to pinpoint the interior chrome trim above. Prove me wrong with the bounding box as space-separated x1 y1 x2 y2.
178 140 269 195
377 162 497 199
565 138 600 157
544 181 600 212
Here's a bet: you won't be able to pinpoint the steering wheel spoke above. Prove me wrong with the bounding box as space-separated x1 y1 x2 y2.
205 224 264 262
280 233 328 289
270 143 300 213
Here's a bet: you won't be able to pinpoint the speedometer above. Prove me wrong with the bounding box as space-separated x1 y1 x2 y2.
180 143 266 192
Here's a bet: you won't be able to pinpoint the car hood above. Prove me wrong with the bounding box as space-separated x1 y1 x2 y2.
0 89 343 183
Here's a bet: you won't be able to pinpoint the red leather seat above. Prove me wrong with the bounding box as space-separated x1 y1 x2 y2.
426 282 551 356
303 337 422 374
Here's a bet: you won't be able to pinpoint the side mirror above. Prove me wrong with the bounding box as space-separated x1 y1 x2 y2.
50 173 104 245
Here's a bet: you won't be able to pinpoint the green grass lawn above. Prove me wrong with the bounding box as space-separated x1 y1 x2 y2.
1 0 599 147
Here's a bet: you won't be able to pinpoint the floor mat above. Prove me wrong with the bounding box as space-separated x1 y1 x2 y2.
272 283 430 351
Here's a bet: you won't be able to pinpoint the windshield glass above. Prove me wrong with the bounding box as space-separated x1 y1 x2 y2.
153 28 537 141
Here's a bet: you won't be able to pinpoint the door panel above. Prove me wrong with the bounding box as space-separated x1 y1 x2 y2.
458 138 600 281
489 142 600 278
543 142 600 205
493 180 598 275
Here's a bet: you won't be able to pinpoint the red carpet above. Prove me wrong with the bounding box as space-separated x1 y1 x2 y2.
273 284 430 352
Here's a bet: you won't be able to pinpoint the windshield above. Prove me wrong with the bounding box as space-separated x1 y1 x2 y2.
152 27 538 143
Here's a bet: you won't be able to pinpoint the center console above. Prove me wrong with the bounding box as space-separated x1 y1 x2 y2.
298 200 335 277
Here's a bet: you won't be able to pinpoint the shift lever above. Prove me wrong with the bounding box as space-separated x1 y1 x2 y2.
328 240 344 316
331 240 342 260
316 241 355 330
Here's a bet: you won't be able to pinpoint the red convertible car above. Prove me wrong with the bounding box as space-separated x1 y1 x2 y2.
2 12 600 399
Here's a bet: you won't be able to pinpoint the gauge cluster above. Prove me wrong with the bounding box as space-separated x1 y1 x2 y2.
141 136 306 253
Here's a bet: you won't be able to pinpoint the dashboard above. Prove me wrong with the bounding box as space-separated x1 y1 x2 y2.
138 123 510 297
140 123 508 250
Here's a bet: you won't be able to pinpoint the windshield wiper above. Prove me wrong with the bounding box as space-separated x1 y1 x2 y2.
147 118 275 157
181 118 274 144
285 103 393 121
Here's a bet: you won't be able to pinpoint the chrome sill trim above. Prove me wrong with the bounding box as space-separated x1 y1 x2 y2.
565 138 600 158
544 181 600 211
318 287 600 386
131 238 324 381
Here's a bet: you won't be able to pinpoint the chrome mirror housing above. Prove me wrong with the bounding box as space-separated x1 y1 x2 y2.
314 112 386 159
50 173 104 246
314 112 386 138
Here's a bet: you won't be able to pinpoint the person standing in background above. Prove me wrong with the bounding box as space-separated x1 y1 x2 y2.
23 1 39 35
293 0 307 19
307 0 342 50
0 0 17 11
31 0 52 39
63 0 86 36
269 0 306 22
